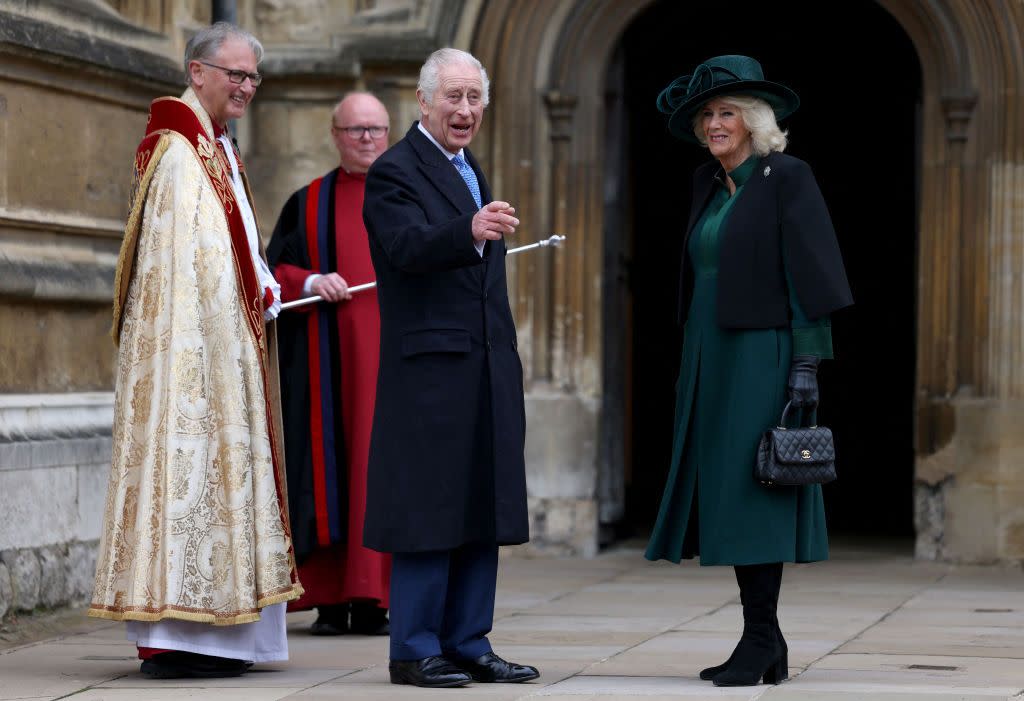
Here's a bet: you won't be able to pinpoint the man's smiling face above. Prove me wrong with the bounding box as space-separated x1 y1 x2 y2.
190 37 258 127
418 61 484 152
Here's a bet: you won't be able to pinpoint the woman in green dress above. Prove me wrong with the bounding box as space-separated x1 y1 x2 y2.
644 55 853 687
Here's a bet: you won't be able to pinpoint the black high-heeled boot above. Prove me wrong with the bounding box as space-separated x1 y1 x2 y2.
706 618 788 681
712 562 788 687
774 613 789 682
699 648 735 680
699 566 747 680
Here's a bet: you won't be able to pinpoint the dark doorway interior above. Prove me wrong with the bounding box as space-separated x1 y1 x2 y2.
606 0 921 542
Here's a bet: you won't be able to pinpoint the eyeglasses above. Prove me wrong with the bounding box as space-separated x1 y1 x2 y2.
199 61 262 86
332 125 389 139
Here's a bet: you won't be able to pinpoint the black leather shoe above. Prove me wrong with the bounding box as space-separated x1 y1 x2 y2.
389 656 472 688
349 602 389 636
310 604 348 636
310 619 346 635
449 652 539 683
140 651 249 679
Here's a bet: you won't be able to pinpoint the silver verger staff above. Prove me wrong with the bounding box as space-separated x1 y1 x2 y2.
279 234 566 312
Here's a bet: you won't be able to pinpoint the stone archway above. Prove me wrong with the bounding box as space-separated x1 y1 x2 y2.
470 0 1024 562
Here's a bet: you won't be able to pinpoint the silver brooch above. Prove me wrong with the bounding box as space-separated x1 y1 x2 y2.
764 166 771 177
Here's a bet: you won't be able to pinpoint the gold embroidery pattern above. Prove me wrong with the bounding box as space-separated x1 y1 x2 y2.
112 135 171 343
130 148 152 210
90 97 301 626
196 134 236 215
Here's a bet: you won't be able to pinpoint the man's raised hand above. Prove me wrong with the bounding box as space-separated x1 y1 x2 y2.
472 201 519 242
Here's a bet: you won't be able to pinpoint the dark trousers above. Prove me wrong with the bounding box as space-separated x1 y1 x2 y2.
388 542 498 661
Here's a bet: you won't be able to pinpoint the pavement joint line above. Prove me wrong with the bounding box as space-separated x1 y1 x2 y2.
495 558 638 621
255 665 368 695
1 615 120 657
535 558 685 678
826 651 1024 660
520 668 582 699
798 561 956 678
570 561 739 678
49 680 119 700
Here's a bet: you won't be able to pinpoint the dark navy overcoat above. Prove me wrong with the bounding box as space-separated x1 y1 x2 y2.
361 124 528 553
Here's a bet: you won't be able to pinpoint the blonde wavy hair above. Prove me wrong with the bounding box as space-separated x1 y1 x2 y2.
691 95 788 156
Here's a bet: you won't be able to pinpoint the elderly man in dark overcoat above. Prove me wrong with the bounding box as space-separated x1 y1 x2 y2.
361 47 539 689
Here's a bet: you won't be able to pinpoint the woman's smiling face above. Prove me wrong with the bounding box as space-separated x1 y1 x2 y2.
701 98 752 170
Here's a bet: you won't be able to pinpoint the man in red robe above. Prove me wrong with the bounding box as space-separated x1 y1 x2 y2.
267 92 392 636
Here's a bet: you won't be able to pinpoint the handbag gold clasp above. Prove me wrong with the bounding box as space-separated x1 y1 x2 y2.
800 449 811 460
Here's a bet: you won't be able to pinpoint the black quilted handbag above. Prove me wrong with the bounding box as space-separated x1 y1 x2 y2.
755 402 837 487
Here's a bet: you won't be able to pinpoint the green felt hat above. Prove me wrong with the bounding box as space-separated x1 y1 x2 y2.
657 55 800 142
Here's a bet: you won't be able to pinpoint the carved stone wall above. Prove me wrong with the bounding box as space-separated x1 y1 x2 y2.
0 0 189 621
878 0 1024 563
240 0 473 227
2 1 1024 591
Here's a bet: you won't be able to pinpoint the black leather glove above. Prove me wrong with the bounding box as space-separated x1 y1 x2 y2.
788 355 820 408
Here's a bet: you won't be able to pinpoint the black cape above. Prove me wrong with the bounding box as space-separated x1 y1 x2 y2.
679 152 853 327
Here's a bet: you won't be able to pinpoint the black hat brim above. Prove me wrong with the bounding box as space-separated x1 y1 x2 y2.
667 80 800 142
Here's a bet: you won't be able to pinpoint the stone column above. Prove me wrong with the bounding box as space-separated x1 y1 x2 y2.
513 90 598 557
943 93 977 392
914 92 977 560
545 90 578 390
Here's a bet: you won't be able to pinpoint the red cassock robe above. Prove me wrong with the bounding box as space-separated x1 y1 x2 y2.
268 169 390 609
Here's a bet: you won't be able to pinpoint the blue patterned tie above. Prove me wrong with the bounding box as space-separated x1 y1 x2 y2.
451 154 482 209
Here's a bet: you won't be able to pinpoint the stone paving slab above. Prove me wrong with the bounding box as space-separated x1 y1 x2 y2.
494 643 631 662
1 543 1023 700
581 630 829 677
762 691 1015 701
531 675 763 698
95 665 358 688
673 604 886 636
286 665 542 699
760 668 1021 699
838 624 1024 658
525 592 714 620
810 653 1024 686
0 641 128 699
69 689 304 700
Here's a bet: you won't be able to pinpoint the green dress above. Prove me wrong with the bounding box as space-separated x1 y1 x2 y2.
645 155 831 566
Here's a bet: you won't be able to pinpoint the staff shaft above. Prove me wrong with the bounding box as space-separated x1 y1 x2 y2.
279 281 376 311
279 234 564 312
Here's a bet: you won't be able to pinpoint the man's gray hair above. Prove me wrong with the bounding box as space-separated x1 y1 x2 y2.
183 22 264 85
418 48 490 107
